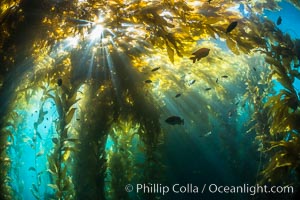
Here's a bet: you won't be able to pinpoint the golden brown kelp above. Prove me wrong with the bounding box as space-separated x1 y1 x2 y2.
0 115 14 200
0 0 22 71
248 15 300 185
46 84 77 200
99 52 164 199
105 117 142 200
72 82 116 200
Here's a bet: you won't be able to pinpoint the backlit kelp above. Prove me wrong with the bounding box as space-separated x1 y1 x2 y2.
0 0 300 199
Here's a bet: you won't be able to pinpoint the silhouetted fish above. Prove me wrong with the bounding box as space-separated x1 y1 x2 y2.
190 48 210 63
277 16 282 25
216 78 219 83
175 93 181 98
205 87 212 91
226 21 238 34
200 131 212 137
221 75 228 78
165 116 184 125
28 167 36 172
145 80 152 83
189 79 196 85
57 78 62 86
151 67 160 72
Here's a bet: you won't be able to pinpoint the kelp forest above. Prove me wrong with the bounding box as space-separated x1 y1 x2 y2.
0 0 300 199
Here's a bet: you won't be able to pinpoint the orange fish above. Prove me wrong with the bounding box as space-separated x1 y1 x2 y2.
190 48 210 63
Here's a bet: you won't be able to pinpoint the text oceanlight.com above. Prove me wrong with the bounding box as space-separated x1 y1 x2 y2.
124 183 294 196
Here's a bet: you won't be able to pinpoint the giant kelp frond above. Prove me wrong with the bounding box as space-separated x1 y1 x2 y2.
105 117 142 200
264 90 299 135
261 135 300 185
287 0 300 10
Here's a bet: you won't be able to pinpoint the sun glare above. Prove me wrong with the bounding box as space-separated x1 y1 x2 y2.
89 24 104 40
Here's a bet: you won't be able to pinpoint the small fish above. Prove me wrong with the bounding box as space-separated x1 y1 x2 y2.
277 16 282 25
36 132 42 140
145 80 152 83
57 78 62 86
175 93 181 98
165 116 184 125
228 110 236 118
36 150 44 157
216 78 219 83
207 0 212 3
190 48 210 63
253 67 257 71
200 131 212 137
226 21 238 34
151 67 160 72
28 167 36 172
22 136 31 143
189 79 196 85
221 75 228 78
205 87 212 91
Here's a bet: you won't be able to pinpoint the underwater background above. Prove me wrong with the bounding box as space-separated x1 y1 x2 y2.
1 0 300 199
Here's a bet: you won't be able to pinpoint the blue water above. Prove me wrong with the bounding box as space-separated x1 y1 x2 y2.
264 1 300 39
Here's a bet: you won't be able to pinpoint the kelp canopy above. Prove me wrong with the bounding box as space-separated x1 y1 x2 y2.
0 0 300 199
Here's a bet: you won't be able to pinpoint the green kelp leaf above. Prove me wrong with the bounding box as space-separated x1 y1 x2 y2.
65 107 76 124
61 146 78 152
166 41 174 63
206 25 217 39
2 129 14 143
4 121 17 131
36 131 42 140
54 93 63 118
36 149 44 157
37 110 48 125
67 92 81 108
61 127 69 139
48 184 59 191
38 172 43 186
32 183 39 193
30 188 40 200
62 180 70 192
47 156 58 174
63 138 80 143
47 169 56 175
45 93 55 101
60 166 68 180
226 37 240 55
